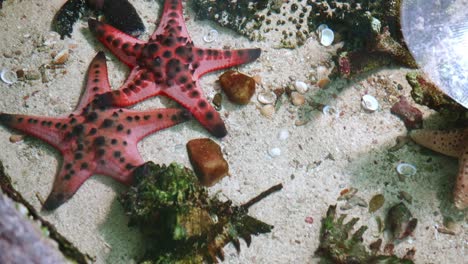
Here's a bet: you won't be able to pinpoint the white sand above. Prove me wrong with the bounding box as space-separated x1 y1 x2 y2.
0 1 466 263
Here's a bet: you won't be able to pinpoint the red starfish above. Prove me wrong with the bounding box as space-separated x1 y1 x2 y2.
0 52 189 210
88 0 261 137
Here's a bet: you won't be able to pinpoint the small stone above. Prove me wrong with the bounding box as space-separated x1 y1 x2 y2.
260 104 275 118
305 216 313 224
9 134 24 143
317 77 330 89
24 70 41 80
257 91 277 104
291 92 305 106
268 147 281 157
219 70 256 105
294 80 308 94
186 138 229 187
212 93 222 110
52 49 69 65
361 94 379 112
16 69 25 79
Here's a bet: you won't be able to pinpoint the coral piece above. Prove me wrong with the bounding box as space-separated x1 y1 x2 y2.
219 70 256 105
120 162 282 263
88 0 261 137
390 96 423 130
186 138 229 187
410 128 468 209
315 205 415 264
0 52 189 210
407 72 467 122
52 0 144 38
386 203 418 240
192 0 312 48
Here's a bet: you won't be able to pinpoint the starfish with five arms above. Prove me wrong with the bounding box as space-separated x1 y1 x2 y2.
410 128 468 209
88 0 261 138
0 52 189 210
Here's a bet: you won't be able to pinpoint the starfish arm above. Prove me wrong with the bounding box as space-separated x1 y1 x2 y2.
162 83 227 137
151 0 191 43
454 148 468 209
94 68 160 107
193 48 261 79
43 154 94 210
88 19 145 68
76 52 112 111
119 108 190 141
409 129 467 158
95 143 143 186
0 113 65 150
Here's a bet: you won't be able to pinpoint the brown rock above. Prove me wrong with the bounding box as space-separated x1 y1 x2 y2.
219 70 256 105
186 138 229 186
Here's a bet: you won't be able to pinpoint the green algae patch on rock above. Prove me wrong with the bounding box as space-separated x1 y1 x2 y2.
219 70 256 105
120 162 280 263
187 138 229 187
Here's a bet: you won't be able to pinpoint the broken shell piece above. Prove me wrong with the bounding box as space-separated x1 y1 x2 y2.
361 94 379 112
320 28 334 46
257 91 277 104
294 80 308 94
396 163 417 177
291 92 305 106
317 77 330 89
203 29 218 43
219 70 256 105
52 49 69 64
316 24 329 33
260 104 275 118
322 105 340 118
268 147 281 158
1 69 18 84
186 138 229 187
278 129 289 141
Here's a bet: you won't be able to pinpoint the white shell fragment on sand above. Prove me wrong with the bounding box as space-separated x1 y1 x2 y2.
1 69 18 84
268 147 281 157
278 129 289 140
361 94 379 112
260 104 275 118
294 80 308 94
257 91 277 104
203 29 219 43
322 105 340 118
320 28 334 46
316 24 329 33
396 163 417 177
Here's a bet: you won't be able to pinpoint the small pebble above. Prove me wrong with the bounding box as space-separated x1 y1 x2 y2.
317 77 330 89
294 80 308 94
268 147 281 157
320 28 334 46
305 216 314 224
203 29 218 43
1 69 18 84
396 163 417 177
291 92 305 106
9 134 24 143
257 91 277 104
361 94 379 112
219 70 256 105
260 104 275 118
278 129 289 140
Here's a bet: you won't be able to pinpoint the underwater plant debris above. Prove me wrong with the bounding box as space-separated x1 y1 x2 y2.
315 205 415 264
120 162 282 263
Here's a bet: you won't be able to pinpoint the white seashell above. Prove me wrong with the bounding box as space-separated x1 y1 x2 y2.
361 94 379 112
53 49 69 64
260 104 275 118
257 91 277 104
396 163 417 177
322 105 340 118
1 69 18 84
291 92 305 106
203 29 219 43
278 129 289 140
320 28 335 46
294 80 308 94
316 24 329 33
268 147 281 157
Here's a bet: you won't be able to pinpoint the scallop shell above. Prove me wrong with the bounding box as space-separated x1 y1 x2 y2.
260 104 275 118
257 91 277 105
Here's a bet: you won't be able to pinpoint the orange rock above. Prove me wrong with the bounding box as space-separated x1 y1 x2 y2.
219 70 256 105
186 138 229 187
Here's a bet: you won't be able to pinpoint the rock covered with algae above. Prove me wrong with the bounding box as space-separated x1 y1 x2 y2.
120 161 281 263
315 205 415 264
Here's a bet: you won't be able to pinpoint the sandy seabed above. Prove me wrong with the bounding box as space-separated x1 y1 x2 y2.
0 1 466 263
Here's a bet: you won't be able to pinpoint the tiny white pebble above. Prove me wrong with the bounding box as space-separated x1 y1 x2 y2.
268 147 281 157
278 129 289 140
361 94 379 112
294 80 308 94
320 28 334 46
